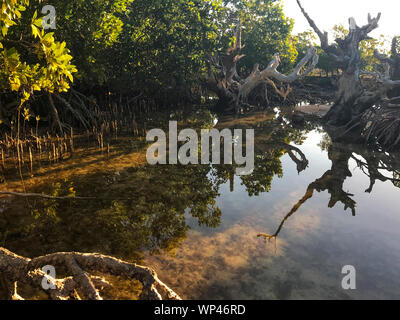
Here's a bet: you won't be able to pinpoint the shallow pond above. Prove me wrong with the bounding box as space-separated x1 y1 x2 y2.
1 111 400 299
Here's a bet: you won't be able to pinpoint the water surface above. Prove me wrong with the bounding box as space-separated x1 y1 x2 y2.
145 116 400 300
1 112 400 300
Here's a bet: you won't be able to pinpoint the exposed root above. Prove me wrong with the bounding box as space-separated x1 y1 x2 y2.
0 247 181 300
53 94 90 131
48 94 64 135
361 97 400 149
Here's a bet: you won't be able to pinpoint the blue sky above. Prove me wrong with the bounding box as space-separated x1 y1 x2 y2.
281 0 399 41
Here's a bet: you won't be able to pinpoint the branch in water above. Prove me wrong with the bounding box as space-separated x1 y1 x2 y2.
0 191 137 201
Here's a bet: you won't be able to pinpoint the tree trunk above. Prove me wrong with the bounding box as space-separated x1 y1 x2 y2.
324 69 363 125
389 37 400 98
297 0 400 130
205 21 319 113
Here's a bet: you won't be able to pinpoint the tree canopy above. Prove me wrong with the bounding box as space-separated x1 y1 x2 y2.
0 0 304 119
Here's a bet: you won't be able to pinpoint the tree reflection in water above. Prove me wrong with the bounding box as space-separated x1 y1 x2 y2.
213 117 311 197
1 115 313 263
1 164 223 261
5 113 398 268
258 134 400 247
4 112 400 299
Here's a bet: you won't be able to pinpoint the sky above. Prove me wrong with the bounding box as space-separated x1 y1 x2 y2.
281 0 399 42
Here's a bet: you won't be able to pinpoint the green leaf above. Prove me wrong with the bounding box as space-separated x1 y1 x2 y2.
31 24 40 38
1 26 8 37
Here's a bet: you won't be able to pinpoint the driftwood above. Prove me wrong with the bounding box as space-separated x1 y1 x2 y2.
0 247 181 300
205 21 319 113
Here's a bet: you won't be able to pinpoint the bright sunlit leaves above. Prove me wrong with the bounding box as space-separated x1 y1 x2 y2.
0 0 77 108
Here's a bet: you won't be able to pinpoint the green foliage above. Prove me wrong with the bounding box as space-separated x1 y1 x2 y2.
0 0 305 111
317 51 337 75
229 0 298 74
360 36 388 72
294 30 317 59
33 0 136 86
0 0 77 107
111 0 228 95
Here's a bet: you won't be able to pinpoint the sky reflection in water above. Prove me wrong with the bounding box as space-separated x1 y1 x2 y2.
145 129 400 300
2 111 400 300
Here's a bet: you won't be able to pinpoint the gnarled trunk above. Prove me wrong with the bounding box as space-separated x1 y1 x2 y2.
296 1 400 151
297 1 400 129
205 22 319 113
325 70 363 125
297 0 386 125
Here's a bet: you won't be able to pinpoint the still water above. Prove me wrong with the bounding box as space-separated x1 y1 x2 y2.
144 114 400 300
1 111 400 299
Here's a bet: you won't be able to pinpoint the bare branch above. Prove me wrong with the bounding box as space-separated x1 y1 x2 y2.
297 0 381 66
205 16 319 112
262 47 319 83
296 0 329 48
361 12 381 35
238 47 319 102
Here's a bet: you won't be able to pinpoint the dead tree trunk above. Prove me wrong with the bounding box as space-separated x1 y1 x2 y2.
205 22 319 113
297 0 400 128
